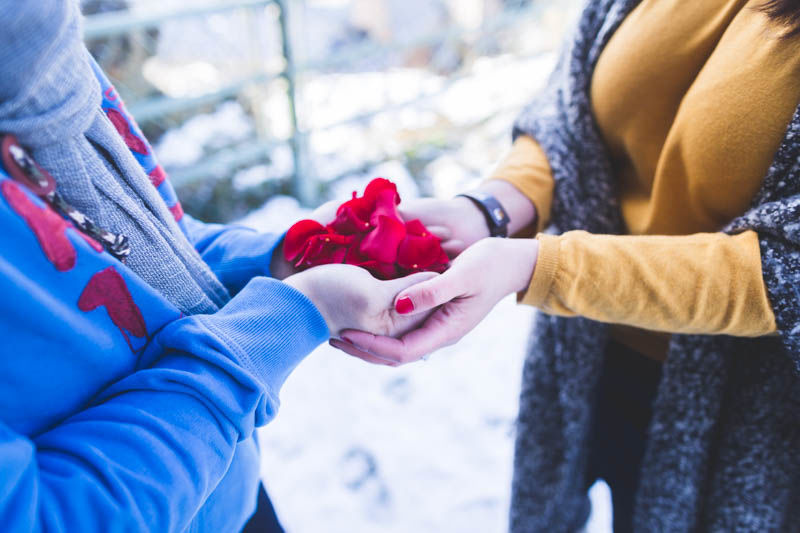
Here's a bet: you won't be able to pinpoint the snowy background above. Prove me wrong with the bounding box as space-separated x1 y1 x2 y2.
84 0 612 531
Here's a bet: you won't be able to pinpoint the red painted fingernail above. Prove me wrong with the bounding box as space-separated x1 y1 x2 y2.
341 336 368 352
395 297 414 314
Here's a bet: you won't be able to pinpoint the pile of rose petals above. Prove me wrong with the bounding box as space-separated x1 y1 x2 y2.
284 178 449 280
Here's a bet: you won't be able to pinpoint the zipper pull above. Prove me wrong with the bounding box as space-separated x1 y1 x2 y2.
1 134 131 263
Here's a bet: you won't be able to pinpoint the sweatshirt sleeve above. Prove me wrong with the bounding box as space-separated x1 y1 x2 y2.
522 229 777 336
0 277 328 533
488 135 555 234
182 214 286 294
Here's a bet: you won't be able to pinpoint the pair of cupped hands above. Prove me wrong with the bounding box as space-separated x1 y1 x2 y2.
275 181 540 366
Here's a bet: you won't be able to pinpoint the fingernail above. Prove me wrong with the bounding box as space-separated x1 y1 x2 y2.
395 297 414 315
341 336 365 351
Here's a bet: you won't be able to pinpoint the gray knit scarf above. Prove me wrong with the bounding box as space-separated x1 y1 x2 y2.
0 1 229 315
509 1 800 531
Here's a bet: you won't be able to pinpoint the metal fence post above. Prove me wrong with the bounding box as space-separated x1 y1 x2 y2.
276 0 317 206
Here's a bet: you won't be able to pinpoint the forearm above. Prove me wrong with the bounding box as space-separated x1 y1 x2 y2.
482 135 554 235
472 180 539 237
0 278 328 532
522 230 777 336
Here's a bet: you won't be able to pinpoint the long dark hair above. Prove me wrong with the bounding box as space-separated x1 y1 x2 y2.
761 0 800 37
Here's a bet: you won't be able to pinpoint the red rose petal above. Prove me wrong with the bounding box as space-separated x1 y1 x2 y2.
339 194 372 224
294 233 352 268
397 218 449 270
287 178 448 279
284 219 328 261
371 261 399 280
343 235 367 262
428 262 449 274
330 203 371 234
397 234 444 269
370 188 403 226
354 260 398 280
359 214 406 263
341 234 397 279
405 219 428 236
294 237 321 267
329 246 348 264
362 178 398 204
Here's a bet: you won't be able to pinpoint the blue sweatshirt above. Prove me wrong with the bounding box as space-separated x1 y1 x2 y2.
0 38 329 533
0 164 329 532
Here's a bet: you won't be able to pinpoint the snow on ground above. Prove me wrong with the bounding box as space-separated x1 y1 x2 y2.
259 296 532 533
241 195 612 533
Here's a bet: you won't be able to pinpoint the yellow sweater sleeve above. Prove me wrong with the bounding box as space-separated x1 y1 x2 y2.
523 230 778 337
488 135 554 234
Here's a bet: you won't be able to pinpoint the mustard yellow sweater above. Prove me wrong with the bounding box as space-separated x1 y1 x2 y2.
491 0 800 360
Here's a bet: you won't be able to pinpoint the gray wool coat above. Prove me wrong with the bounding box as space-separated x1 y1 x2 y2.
509 1 800 531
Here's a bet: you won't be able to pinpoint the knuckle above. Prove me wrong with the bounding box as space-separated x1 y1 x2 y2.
420 286 441 306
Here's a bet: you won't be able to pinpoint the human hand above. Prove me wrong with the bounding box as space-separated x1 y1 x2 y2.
398 196 490 257
400 180 538 257
283 264 438 361
330 237 539 365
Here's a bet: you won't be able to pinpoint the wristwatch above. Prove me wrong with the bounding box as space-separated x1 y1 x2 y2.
456 192 510 238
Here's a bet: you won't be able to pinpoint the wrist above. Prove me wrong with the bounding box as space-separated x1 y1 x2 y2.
270 238 297 280
456 192 510 238
282 269 350 335
195 277 328 391
282 271 328 328
452 196 492 242
476 180 537 236
496 238 539 295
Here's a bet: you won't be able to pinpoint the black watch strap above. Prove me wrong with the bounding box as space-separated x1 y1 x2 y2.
457 192 510 238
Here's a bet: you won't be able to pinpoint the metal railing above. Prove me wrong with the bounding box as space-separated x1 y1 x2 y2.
84 0 312 200
84 0 276 39
84 0 569 208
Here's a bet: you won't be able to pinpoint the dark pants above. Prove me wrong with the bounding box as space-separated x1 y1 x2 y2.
242 485 284 533
585 341 663 533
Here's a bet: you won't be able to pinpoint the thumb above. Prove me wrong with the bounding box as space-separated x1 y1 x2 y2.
392 270 462 316
382 271 439 298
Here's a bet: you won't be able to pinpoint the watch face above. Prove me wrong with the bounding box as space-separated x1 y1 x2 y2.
493 207 506 222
